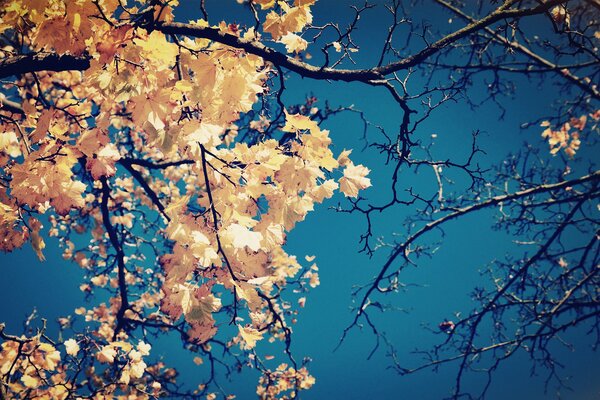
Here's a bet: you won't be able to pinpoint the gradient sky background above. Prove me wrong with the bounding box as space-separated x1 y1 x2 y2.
1 1 599 399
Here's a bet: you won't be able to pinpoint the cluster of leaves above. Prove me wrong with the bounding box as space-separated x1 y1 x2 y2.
540 110 600 158
0 0 371 398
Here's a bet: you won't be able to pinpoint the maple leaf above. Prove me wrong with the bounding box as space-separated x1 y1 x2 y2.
247 276 271 286
21 374 39 388
234 280 263 311
183 122 224 148
29 109 53 143
37 343 61 370
96 25 133 64
97 345 117 363
137 341 151 356
337 149 353 166
309 179 338 202
238 325 264 350
52 180 87 215
258 222 286 249
129 358 147 379
189 231 219 267
186 293 222 324
64 339 80 356
130 89 173 132
135 30 179 68
163 283 222 328
188 320 218 343
86 143 121 179
253 0 276 9
30 226 46 262
263 4 313 40
279 32 308 53
223 223 263 252
0 130 21 158
339 163 372 198
282 110 320 133
119 369 131 384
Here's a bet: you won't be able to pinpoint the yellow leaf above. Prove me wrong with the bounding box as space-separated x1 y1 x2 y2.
279 32 308 53
223 223 263 252
0 131 21 157
234 280 263 310
137 341 151 356
21 374 39 388
130 359 147 379
135 30 179 67
97 345 117 363
253 0 276 9
282 110 320 133
238 325 264 349
64 338 80 356
339 163 371 198
30 229 46 261
263 4 313 40
119 369 131 384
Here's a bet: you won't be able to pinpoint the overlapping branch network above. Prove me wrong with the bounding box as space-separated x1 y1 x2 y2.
0 0 599 399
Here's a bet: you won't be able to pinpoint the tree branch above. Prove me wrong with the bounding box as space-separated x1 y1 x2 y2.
100 177 130 338
156 0 569 83
0 98 23 114
156 22 382 82
434 0 600 100
119 159 172 222
343 170 600 341
0 53 91 80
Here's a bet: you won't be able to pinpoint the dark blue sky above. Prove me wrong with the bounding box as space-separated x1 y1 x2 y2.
1 1 599 399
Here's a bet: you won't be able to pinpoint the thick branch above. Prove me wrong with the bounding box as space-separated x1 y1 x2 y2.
100 177 130 338
199 144 238 282
0 53 91 80
0 0 582 100
121 157 195 170
157 0 568 83
0 99 23 114
398 170 600 258
157 22 382 82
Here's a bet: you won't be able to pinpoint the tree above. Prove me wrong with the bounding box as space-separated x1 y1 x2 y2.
0 0 598 399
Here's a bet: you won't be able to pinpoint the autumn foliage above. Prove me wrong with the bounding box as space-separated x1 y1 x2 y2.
1 0 599 399
0 0 371 398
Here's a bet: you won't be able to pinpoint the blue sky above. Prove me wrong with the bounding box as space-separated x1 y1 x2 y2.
1 1 599 399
